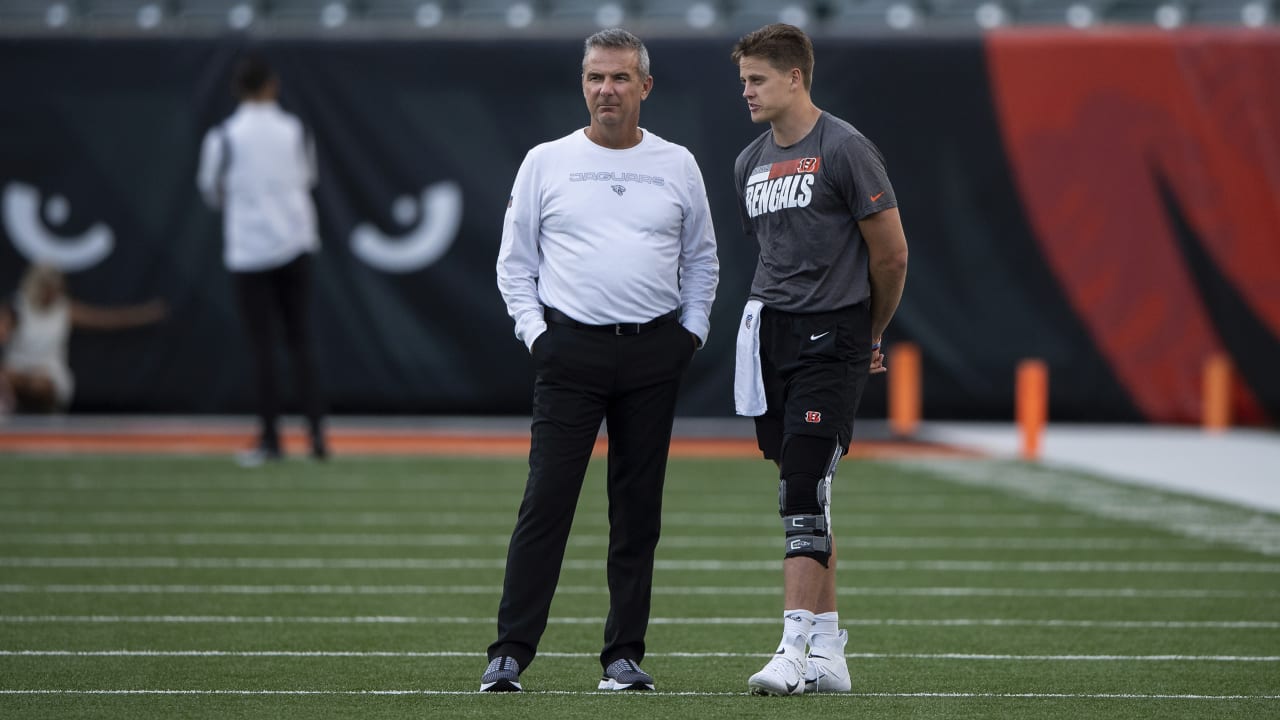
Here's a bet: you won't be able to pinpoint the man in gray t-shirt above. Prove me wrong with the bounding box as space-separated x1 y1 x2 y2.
731 24 909 697
736 113 895 312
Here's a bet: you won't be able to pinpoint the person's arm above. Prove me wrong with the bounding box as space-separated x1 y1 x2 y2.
195 127 225 209
677 153 719 349
0 303 13 344
859 207 908 374
68 299 167 331
495 150 546 352
302 126 319 190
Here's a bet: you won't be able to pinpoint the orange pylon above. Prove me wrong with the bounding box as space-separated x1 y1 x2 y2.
1202 353 1232 433
888 342 921 437
1017 359 1048 461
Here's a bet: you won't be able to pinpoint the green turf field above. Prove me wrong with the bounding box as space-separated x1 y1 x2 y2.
1 453 1277 719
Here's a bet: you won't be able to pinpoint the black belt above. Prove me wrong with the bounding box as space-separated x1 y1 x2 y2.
544 307 678 336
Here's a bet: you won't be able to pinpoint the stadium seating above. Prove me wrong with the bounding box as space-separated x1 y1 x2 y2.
1186 0 1272 22
825 0 923 31
631 0 726 34
546 0 628 32
1 0 1272 36
78 0 173 31
1009 0 1093 27
0 0 75 30
926 0 1013 25
173 0 262 31
455 0 539 32
725 0 820 33
263 0 353 31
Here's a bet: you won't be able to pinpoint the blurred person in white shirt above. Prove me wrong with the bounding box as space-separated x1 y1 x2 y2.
197 53 327 466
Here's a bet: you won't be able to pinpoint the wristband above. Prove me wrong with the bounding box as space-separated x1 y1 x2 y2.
871 342 881 351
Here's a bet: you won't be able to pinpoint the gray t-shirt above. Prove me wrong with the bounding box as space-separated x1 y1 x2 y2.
734 112 896 312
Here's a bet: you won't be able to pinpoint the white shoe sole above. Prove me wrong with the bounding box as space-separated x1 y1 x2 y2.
748 674 804 696
478 679 522 692
598 678 654 691
748 682 803 695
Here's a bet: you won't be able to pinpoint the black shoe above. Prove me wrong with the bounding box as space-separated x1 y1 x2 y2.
598 658 654 691
479 656 522 692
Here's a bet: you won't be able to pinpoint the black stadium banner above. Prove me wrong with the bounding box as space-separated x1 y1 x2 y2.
1 34 1276 423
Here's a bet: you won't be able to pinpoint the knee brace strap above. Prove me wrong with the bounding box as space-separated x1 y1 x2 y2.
783 513 830 556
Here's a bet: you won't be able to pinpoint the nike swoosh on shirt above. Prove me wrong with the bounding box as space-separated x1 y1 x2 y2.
809 332 830 341
870 191 885 202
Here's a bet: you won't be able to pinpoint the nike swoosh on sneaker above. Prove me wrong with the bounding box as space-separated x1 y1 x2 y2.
785 679 799 693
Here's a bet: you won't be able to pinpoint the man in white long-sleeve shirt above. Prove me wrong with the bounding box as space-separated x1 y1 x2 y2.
196 53 327 466
485 28 719 694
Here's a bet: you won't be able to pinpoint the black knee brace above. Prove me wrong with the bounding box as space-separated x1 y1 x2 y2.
777 434 841 567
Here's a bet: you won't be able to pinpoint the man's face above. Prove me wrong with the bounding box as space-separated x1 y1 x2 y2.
582 46 651 129
738 56 796 125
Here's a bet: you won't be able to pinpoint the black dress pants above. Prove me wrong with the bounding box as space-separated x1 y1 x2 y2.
488 315 695 671
232 254 325 453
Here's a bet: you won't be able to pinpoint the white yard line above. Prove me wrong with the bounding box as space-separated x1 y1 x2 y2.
3 557 1279 573
0 583 1273 599
0 491 1015 512
3 649 1277 661
2 616 1276 629
0 689 1276 699
0 533 1211 551
0 510 1102 529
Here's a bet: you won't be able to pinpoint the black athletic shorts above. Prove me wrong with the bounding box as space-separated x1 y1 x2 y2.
754 302 872 461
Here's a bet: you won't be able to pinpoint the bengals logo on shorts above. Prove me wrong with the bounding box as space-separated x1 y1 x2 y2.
805 411 822 423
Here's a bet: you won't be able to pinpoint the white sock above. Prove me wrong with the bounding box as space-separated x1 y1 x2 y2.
810 611 841 649
777 609 815 658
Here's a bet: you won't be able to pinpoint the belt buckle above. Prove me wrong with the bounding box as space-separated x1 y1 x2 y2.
615 323 640 336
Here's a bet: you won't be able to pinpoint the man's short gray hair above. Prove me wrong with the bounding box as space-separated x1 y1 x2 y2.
583 28 650 79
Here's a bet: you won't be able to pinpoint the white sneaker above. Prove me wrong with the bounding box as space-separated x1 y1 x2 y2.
748 653 806 696
805 629 851 693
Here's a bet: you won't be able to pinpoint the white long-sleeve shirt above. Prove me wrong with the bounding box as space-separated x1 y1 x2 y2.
196 101 319 272
496 128 719 351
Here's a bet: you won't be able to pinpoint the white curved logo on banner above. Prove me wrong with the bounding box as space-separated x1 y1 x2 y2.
351 181 463 273
3 182 114 271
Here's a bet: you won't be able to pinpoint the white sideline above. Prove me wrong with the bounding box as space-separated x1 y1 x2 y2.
2 615 1277 629
4 556 1280 573
922 423 1280 514
0 510 1103 529
1 584 1274 599
4 649 1278 662
900 458 1280 556
0 532 1214 550
0 689 1276 699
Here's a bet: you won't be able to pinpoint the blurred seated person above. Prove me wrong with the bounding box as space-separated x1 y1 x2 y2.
0 264 166 414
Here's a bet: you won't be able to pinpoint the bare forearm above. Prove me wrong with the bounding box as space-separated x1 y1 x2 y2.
859 207 909 341
70 300 166 330
869 259 907 340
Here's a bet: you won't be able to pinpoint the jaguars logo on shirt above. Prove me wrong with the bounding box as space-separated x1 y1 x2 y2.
743 157 820 218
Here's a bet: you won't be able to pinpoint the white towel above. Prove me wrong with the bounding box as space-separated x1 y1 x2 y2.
734 299 767 417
